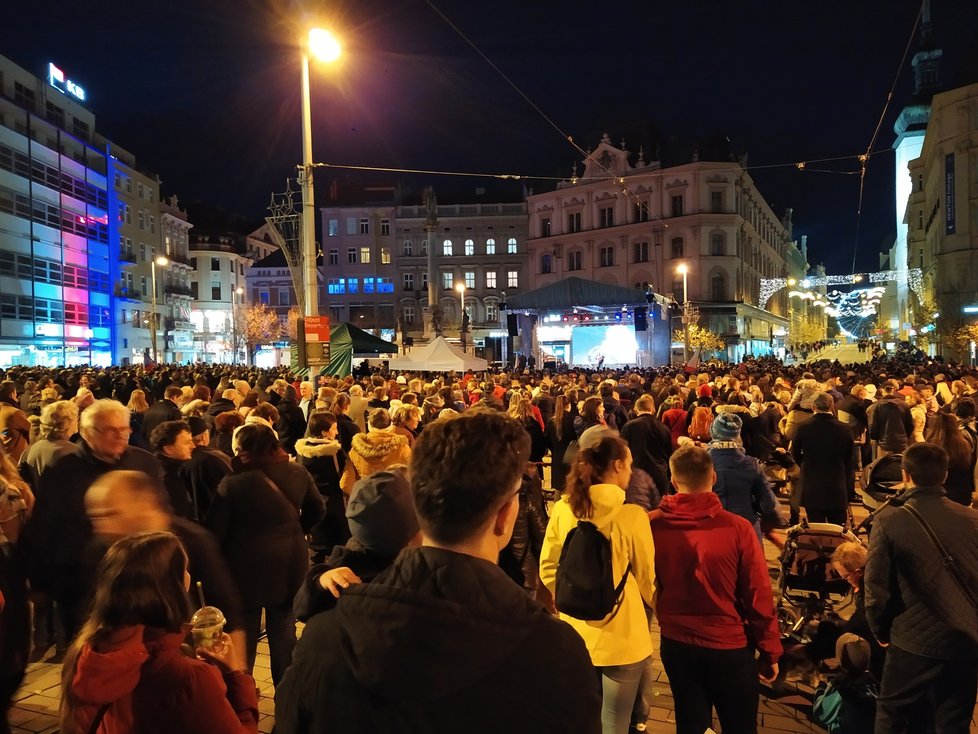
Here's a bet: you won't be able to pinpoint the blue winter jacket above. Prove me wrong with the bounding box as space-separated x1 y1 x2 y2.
708 443 780 541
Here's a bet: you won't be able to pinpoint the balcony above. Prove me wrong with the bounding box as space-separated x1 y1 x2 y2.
168 252 193 267
119 249 136 264
164 283 193 297
164 317 194 331
114 284 141 301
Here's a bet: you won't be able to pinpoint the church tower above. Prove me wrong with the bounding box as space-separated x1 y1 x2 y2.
889 0 942 336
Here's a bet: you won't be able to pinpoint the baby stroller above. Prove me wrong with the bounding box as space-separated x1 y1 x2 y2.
858 453 904 511
776 520 860 639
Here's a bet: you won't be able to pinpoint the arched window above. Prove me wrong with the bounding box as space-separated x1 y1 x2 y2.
402 240 413 256
442 239 453 256
464 239 474 256
486 238 496 255
507 237 518 254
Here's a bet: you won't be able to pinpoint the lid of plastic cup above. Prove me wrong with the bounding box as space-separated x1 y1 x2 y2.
190 605 226 627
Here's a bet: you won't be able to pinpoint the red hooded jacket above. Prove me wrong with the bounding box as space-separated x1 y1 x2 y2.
66 625 258 734
650 492 782 664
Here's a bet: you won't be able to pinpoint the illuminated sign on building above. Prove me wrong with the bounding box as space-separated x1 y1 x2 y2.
47 63 86 102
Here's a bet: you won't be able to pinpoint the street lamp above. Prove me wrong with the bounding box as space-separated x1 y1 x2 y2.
150 255 169 364
300 27 341 318
676 262 690 362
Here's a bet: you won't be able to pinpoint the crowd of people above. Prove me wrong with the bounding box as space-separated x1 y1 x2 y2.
0 350 975 733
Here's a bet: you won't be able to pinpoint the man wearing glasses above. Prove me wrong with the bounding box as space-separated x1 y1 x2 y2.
23 399 165 642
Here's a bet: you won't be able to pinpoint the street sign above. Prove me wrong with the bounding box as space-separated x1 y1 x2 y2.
304 316 331 342
303 316 331 367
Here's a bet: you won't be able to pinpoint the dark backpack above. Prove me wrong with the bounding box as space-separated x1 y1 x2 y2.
555 519 630 621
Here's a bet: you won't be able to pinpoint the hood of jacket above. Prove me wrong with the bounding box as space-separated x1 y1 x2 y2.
334 546 547 703
351 431 408 460
715 404 751 417
69 625 183 705
657 491 723 528
295 437 342 459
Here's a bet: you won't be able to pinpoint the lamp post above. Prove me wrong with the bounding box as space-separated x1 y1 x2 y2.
677 262 690 362
300 28 341 318
456 282 466 351
150 255 169 364
231 286 244 364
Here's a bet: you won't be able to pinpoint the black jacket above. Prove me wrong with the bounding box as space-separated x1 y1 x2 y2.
140 398 182 443
22 442 164 590
159 455 194 520
499 469 548 591
791 413 854 513
207 459 325 607
293 544 396 623
865 485 978 660
276 399 307 456
619 413 672 495
185 446 232 522
203 398 237 429
867 396 913 453
275 546 601 734
545 411 576 491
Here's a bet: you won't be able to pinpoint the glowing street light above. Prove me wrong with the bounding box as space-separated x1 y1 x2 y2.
456 282 467 350
300 27 342 318
676 263 690 362
150 255 169 364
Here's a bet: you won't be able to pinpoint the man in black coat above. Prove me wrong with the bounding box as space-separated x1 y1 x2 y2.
868 379 914 459
185 416 232 523
865 443 978 733
21 399 165 640
275 410 601 734
791 391 854 525
620 394 672 495
140 384 183 442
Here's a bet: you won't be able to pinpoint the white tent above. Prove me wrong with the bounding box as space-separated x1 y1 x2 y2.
388 336 488 372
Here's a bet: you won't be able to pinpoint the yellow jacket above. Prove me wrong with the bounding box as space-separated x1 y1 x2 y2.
539 483 655 666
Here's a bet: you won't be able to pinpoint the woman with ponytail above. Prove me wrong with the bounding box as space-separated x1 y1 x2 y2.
539 435 656 734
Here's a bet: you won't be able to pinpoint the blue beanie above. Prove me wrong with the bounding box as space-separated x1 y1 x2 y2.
711 411 742 442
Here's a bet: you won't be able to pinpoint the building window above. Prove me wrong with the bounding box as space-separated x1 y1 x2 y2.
672 276 684 302
421 240 428 256
507 270 519 288
125 205 132 224
380 247 391 264
380 218 390 236
634 202 649 222
599 246 614 267
541 254 552 274
486 271 497 289
633 241 649 262
211 257 220 271
464 271 475 288
149 215 155 234
507 237 517 254
403 273 414 291
403 306 415 324
137 182 144 199
671 195 684 217
212 283 222 300
328 219 339 236
346 217 356 235
348 278 359 293
13 82 35 109
671 237 684 259
137 211 145 230
442 239 453 256
541 217 551 237
485 238 496 255
191 282 198 298
710 190 724 213
140 276 148 297
378 277 394 293
917 210 923 230
359 218 369 235
363 277 375 294
464 239 474 256
403 240 413 256
421 272 428 289
568 250 582 271
348 248 357 264
711 273 726 301
711 233 725 256
280 288 290 305
442 272 454 290
486 302 498 323
45 101 65 128
599 206 614 228
360 246 371 264
327 278 346 294
329 249 339 265
568 211 582 233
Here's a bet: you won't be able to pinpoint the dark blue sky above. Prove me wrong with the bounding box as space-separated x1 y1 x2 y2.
3 0 975 273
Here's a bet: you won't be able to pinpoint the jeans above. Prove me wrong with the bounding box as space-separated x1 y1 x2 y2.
660 637 759 734
876 645 978 734
595 657 648 734
243 602 297 686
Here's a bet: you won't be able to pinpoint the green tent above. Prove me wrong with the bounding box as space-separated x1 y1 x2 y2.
322 322 398 377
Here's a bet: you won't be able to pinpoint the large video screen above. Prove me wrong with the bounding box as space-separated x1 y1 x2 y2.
571 324 638 367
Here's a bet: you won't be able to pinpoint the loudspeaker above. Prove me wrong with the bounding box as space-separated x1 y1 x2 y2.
634 306 648 332
507 313 519 337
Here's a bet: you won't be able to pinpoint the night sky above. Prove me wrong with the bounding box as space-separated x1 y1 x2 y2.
4 0 975 274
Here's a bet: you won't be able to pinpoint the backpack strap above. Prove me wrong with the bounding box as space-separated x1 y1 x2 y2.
605 562 632 622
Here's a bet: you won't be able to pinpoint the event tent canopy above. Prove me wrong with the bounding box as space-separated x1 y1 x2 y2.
323 322 398 376
505 276 648 311
388 336 488 372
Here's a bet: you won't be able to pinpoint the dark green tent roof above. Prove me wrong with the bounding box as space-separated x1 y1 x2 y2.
506 277 647 311
330 322 398 353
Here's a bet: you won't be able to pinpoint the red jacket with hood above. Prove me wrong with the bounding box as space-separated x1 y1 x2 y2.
66 625 258 734
650 492 781 664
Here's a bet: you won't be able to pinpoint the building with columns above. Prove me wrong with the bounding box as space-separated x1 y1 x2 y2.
526 135 791 361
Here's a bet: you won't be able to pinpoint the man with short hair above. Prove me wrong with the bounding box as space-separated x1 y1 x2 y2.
792 392 854 525
22 399 164 640
276 411 601 733
865 442 978 733
299 381 315 421
620 394 672 495
186 416 232 523
651 444 781 734
868 379 914 459
150 420 197 520
140 383 184 442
